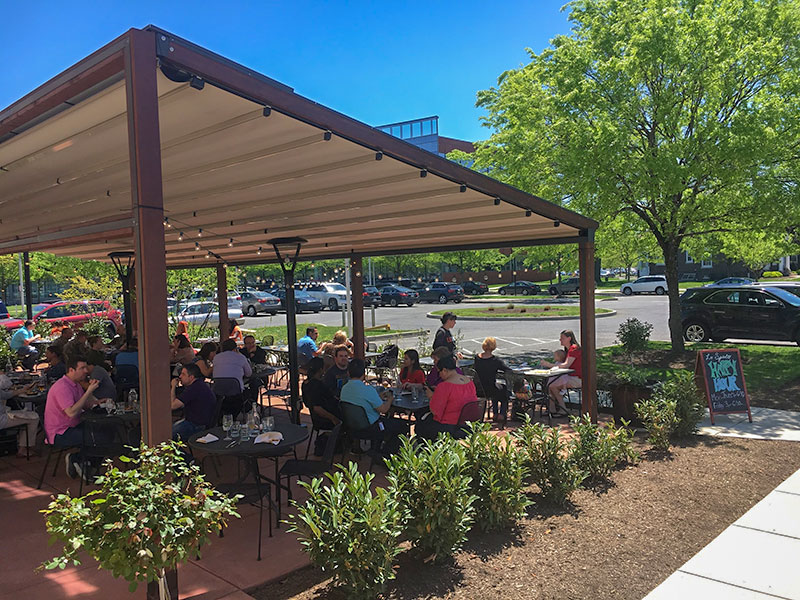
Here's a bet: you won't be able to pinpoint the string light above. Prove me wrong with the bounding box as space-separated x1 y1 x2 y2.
257 246 262 255
197 229 203 237
228 238 234 247
178 232 184 241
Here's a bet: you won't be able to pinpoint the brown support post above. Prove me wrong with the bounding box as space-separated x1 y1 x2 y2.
350 256 365 361
125 29 177 600
217 263 230 342
129 273 138 337
578 232 598 423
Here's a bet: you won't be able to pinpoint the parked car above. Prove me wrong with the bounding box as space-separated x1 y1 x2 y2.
177 301 243 327
462 281 489 295
548 278 580 295
271 289 322 313
497 281 541 296
408 281 428 292
302 282 349 311
418 282 465 304
707 277 756 287
681 286 800 344
620 275 667 296
749 282 800 298
0 300 10 319
362 286 382 307
378 285 419 307
240 291 280 316
3 300 122 336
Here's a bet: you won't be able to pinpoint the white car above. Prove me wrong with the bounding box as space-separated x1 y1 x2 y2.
302 282 349 311
177 301 242 326
620 275 667 296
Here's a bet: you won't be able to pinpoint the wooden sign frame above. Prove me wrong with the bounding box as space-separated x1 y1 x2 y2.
694 348 752 425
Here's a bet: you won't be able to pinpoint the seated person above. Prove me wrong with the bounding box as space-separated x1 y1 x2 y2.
43 356 102 479
322 345 350 398
213 339 252 408
171 363 216 441
49 320 65 337
340 359 409 454
473 337 510 425
192 342 217 378
51 327 74 353
170 335 196 365
85 336 109 370
425 346 463 388
114 337 139 367
416 355 478 440
44 345 67 382
511 378 533 421
229 320 244 345
86 354 117 404
297 327 323 367
63 330 89 362
301 357 341 430
399 349 426 388
10 320 41 370
171 321 191 347
0 373 39 457
240 335 267 365
320 330 355 358
539 329 582 418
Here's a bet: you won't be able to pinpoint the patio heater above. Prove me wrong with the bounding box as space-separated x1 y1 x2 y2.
269 237 306 424
108 251 135 344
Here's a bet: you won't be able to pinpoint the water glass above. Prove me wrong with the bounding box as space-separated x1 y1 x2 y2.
230 421 241 441
222 414 233 440
264 416 275 432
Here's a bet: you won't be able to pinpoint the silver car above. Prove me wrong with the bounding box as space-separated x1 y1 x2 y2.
240 291 280 316
177 301 242 327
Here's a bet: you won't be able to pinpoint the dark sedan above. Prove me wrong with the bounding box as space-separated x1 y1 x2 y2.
498 281 542 295
418 282 465 304
378 285 419 307
462 281 489 295
271 289 322 313
362 286 382 307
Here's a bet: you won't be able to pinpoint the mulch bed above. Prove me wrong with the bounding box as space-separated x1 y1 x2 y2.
249 435 800 600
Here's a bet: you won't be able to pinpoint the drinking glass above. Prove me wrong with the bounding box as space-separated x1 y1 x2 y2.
230 421 241 441
264 416 275 432
222 414 233 441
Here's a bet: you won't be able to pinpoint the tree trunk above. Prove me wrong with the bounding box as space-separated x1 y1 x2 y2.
662 241 685 352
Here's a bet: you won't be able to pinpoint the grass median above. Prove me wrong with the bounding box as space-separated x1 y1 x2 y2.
250 322 415 344
430 305 613 318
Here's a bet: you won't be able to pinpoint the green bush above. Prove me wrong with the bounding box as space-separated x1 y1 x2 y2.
761 271 783 278
0 327 17 369
653 371 706 438
569 415 639 483
512 418 582 505
462 422 530 529
286 463 403 598
635 398 677 451
386 436 476 560
615 318 653 365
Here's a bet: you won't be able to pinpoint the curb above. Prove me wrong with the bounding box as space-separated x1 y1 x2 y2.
425 310 617 322
367 328 429 342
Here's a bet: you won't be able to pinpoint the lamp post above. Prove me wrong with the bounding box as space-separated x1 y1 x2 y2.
269 237 306 424
512 271 517 296
109 251 135 343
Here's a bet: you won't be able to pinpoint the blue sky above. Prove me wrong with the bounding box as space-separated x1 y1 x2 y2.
0 1 572 142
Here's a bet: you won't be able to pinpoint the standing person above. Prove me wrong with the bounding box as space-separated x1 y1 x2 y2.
43 356 102 479
297 327 323 367
540 330 582 418
399 349 426 387
473 337 510 426
0 373 39 457
171 363 217 441
432 312 458 354
322 345 350 398
240 335 267 365
417 355 478 440
340 359 409 454
10 320 41 369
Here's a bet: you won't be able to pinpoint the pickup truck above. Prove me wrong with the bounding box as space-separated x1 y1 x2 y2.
548 278 581 295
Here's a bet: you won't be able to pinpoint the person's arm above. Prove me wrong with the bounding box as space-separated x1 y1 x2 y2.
312 405 341 425
369 387 393 415
170 378 184 410
427 385 446 420
63 380 100 418
241 354 252 377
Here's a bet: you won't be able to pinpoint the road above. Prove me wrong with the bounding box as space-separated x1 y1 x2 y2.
237 295 671 358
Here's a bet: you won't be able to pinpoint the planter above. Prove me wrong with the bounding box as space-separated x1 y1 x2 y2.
608 383 653 427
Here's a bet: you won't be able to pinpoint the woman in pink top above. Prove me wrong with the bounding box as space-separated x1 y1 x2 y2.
416 355 478 440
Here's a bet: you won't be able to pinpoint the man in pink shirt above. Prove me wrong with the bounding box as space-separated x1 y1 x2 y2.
44 355 101 479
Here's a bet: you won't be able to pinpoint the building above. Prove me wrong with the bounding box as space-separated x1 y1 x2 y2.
375 116 474 157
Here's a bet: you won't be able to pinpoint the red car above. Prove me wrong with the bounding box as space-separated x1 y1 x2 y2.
3 300 122 337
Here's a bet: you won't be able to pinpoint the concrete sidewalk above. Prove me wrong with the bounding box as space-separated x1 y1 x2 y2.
644 467 800 599
698 406 800 441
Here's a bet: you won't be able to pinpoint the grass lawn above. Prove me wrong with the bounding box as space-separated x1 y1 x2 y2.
430 306 612 318
468 293 553 300
597 341 800 397
250 323 415 344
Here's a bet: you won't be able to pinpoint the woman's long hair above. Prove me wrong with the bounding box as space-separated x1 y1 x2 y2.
561 329 579 350
400 349 421 379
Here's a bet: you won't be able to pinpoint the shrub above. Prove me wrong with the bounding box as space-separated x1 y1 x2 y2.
506 303 515 309
635 397 677 451
487 306 495 311
462 422 530 529
286 463 403 598
519 307 526 313
386 436 476 560
0 327 17 369
569 415 639 483
761 270 783 278
653 371 706 438
512 417 583 505
615 318 653 365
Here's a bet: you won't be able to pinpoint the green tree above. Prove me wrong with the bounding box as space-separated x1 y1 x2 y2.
0 255 19 304
596 216 659 281
512 245 577 283
464 0 800 350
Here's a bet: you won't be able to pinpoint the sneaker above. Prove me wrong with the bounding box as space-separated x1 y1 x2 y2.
72 457 84 480
65 453 77 479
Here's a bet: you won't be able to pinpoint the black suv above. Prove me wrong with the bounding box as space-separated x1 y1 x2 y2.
462 281 489 295
680 286 800 344
548 278 580 295
418 282 465 304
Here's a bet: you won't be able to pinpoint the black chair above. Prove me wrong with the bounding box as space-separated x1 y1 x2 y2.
78 416 130 495
114 364 139 401
304 410 335 459
340 402 383 467
280 423 341 501
214 463 273 561
37 439 77 489
0 423 30 460
212 377 245 418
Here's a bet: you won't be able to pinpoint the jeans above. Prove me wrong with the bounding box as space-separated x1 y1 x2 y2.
172 420 206 443
415 416 461 441
16 346 38 370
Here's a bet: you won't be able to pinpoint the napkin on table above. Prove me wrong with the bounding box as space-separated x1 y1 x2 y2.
196 433 220 444
254 431 283 445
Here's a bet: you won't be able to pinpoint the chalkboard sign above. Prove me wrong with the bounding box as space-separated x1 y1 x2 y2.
694 349 752 425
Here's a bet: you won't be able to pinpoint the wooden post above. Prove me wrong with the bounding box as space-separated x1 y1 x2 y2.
579 233 598 423
217 264 229 342
22 252 32 320
350 256 365 360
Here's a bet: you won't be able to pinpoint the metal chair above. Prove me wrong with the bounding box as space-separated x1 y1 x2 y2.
280 423 341 500
37 439 76 489
114 364 139 401
78 416 130 495
304 409 335 459
212 377 245 418
452 400 486 439
0 423 30 460
340 402 383 467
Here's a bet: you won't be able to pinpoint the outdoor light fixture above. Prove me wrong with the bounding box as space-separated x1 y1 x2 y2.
228 238 234 247
420 169 428 178
323 131 332 141
195 242 200 250
494 198 501 206
108 252 135 344
178 232 184 241
257 246 262 255
525 210 532 217
460 184 467 192
262 106 272 117
189 76 205 90
375 151 383 160
554 220 561 227
163 217 171 227
197 229 202 237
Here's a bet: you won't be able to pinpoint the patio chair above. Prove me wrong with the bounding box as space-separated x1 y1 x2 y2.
340 402 383 468
78 416 131 495
452 400 486 439
0 423 30 460
304 408 336 459
37 438 78 489
280 423 341 501
212 377 245 418
114 364 139 401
